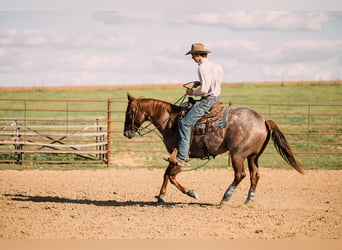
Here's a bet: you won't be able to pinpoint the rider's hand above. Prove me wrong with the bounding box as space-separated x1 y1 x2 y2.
186 88 194 96
193 81 201 88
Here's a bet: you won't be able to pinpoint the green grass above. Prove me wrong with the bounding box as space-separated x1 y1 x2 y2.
1 82 341 104
0 82 341 170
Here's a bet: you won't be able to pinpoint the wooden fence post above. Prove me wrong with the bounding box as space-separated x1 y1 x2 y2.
107 100 112 167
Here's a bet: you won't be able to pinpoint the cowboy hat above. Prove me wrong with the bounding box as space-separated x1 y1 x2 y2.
185 43 212 55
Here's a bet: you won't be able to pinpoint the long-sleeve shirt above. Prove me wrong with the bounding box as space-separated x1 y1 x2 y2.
192 58 223 97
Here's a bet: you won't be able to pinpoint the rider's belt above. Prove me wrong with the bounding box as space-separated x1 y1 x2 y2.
201 96 220 101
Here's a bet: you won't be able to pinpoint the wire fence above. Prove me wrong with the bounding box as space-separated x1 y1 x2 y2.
0 98 341 169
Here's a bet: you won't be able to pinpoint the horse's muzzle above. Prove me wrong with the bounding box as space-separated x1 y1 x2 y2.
124 130 135 139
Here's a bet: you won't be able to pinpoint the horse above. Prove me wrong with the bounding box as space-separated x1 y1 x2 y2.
123 93 304 205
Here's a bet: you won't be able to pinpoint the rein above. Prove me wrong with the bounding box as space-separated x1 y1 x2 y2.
180 157 213 172
136 121 162 138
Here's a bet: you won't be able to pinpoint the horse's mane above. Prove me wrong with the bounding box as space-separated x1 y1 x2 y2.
137 98 180 117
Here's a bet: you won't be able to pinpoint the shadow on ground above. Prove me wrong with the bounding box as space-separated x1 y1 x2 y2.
3 193 217 208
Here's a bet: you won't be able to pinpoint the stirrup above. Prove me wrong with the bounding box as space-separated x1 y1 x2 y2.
162 156 189 166
175 157 190 167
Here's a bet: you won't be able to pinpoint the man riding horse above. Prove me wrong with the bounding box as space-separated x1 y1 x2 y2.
175 43 223 167
123 43 304 204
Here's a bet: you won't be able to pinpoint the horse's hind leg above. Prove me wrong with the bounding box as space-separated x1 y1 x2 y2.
245 154 260 204
220 154 246 205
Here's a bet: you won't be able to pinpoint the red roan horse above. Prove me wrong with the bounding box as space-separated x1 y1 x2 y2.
123 93 304 205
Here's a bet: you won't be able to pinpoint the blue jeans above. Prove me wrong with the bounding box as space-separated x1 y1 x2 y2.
177 97 219 160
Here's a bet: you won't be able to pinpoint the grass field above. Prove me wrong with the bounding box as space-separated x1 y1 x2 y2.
0 81 341 170
1 81 342 104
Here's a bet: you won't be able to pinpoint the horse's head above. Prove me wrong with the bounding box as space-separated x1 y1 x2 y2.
123 93 147 139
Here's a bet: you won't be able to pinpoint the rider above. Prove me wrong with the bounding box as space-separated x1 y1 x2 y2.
176 43 223 166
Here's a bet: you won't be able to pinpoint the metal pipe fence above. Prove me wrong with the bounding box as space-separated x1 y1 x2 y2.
0 98 341 168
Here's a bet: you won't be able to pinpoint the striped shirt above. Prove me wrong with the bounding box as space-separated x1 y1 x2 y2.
193 58 223 97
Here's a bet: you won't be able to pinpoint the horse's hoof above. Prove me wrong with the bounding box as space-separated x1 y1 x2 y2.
155 195 165 203
219 200 229 206
244 198 255 204
243 200 256 209
187 189 199 200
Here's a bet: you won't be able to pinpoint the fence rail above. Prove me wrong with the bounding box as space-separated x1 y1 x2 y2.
0 98 341 168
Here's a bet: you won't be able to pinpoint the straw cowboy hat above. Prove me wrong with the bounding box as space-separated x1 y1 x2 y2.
185 43 212 55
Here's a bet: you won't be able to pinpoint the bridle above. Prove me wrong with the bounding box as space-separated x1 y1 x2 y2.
128 103 164 139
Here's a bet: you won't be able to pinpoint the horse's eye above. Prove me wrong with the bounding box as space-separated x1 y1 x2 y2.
128 109 135 119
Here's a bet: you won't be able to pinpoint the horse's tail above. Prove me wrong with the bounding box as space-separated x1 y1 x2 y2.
265 119 304 174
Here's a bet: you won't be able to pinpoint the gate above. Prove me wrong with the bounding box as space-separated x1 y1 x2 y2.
0 99 114 167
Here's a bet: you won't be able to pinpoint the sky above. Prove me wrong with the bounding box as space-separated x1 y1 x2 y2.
0 0 341 87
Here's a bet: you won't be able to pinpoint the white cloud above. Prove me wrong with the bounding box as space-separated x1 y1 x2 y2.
93 11 330 31
0 29 135 50
282 40 342 62
0 47 36 73
175 11 329 31
261 61 341 81
93 11 163 24
57 53 147 73
212 40 342 64
212 40 278 62
152 55 193 73
212 39 342 81
0 29 67 47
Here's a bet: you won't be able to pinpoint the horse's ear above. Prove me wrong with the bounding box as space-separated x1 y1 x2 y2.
127 93 135 102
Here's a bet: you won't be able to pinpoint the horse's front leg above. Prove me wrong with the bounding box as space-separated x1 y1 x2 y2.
155 163 199 203
156 171 169 202
169 174 199 200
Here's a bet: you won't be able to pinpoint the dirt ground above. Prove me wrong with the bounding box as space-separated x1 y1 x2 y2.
0 168 341 239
